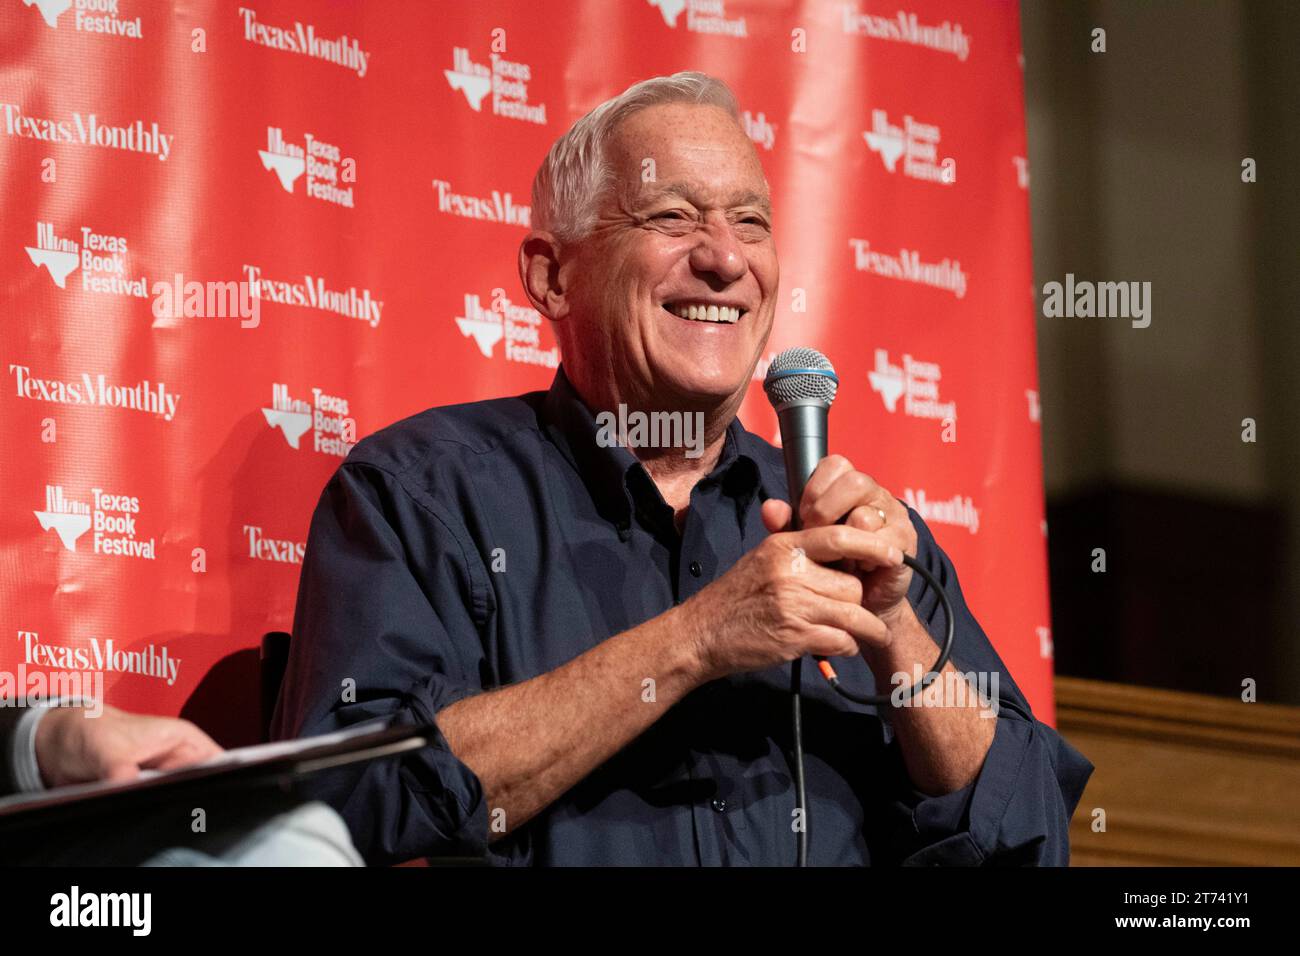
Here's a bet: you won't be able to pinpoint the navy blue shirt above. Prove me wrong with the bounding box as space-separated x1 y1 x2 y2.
272 366 1093 866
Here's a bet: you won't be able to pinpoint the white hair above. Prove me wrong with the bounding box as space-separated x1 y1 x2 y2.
530 71 742 243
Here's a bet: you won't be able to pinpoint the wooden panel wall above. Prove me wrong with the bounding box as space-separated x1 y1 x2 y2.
1055 676 1300 866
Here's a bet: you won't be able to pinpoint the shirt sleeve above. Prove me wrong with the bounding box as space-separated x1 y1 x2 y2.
2 698 99 796
0 706 45 795
880 505 1094 866
271 459 495 866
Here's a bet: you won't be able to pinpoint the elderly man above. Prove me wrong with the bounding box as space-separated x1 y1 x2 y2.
273 72 1093 866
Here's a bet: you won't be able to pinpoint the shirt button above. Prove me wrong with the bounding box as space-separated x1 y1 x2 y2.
689 560 703 577
710 797 727 813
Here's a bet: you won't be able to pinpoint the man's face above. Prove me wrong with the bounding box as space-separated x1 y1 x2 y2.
560 102 777 412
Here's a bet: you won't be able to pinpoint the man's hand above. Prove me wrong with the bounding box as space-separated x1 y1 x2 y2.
679 515 905 682
766 454 917 624
34 704 223 788
763 455 997 796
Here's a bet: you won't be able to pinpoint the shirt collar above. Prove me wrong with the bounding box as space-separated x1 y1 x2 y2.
540 365 762 538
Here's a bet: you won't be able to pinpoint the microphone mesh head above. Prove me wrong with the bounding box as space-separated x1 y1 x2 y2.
763 347 839 408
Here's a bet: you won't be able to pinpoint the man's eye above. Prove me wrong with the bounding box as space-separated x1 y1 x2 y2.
734 217 771 240
646 211 698 234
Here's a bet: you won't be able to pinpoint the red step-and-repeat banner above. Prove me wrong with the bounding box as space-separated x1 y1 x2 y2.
1 0 1053 746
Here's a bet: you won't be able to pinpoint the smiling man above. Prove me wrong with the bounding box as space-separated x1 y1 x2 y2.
273 72 1093 866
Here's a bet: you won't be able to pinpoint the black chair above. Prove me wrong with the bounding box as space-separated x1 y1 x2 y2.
260 631 292 743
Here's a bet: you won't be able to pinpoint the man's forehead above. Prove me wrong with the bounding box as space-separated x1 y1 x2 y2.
603 105 764 195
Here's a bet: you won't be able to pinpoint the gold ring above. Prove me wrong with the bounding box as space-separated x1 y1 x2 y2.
876 508 887 525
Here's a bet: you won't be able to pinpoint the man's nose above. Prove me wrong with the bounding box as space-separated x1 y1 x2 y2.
688 215 748 284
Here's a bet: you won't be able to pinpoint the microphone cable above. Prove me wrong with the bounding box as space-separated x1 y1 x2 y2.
790 552 955 866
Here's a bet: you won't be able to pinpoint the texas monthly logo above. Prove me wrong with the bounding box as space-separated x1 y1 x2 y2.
17 630 180 686
647 0 748 37
33 484 155 559
901 488 980 535
848 237 968 299
258 126 355 208
242 525 305 564
431 177 530 227
237 5 370 77
454 287 557 368
10 363 180 421
841 6 972 62
1 103 172 161
443 46 547 125
241 264 382 328
20 0 142 38
262 383 355 458
23 220 148 296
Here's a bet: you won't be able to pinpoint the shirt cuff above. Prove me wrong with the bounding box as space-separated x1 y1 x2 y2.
889 702 1031 866
12 707 49 793
887 695 1093 866
10 698 97 793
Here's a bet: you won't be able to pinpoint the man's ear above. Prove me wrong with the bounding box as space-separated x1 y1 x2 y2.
518 231 570 322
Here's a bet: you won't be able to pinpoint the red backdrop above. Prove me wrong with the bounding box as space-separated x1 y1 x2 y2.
1 0 1054 746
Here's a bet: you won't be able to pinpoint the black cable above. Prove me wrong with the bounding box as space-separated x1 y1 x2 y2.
790 552 956 866
790 657 807 867
818 554 956 705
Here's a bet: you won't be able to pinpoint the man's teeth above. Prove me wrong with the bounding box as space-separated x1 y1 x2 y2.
668 303 742 324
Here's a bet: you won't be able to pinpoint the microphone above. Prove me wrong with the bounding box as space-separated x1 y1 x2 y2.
762 344 956 870
761 344 955 705
759 348 956 868
763 347 839 866
762 346 840 532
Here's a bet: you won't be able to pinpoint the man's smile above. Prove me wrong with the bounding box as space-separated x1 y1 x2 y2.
662 300 747 324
